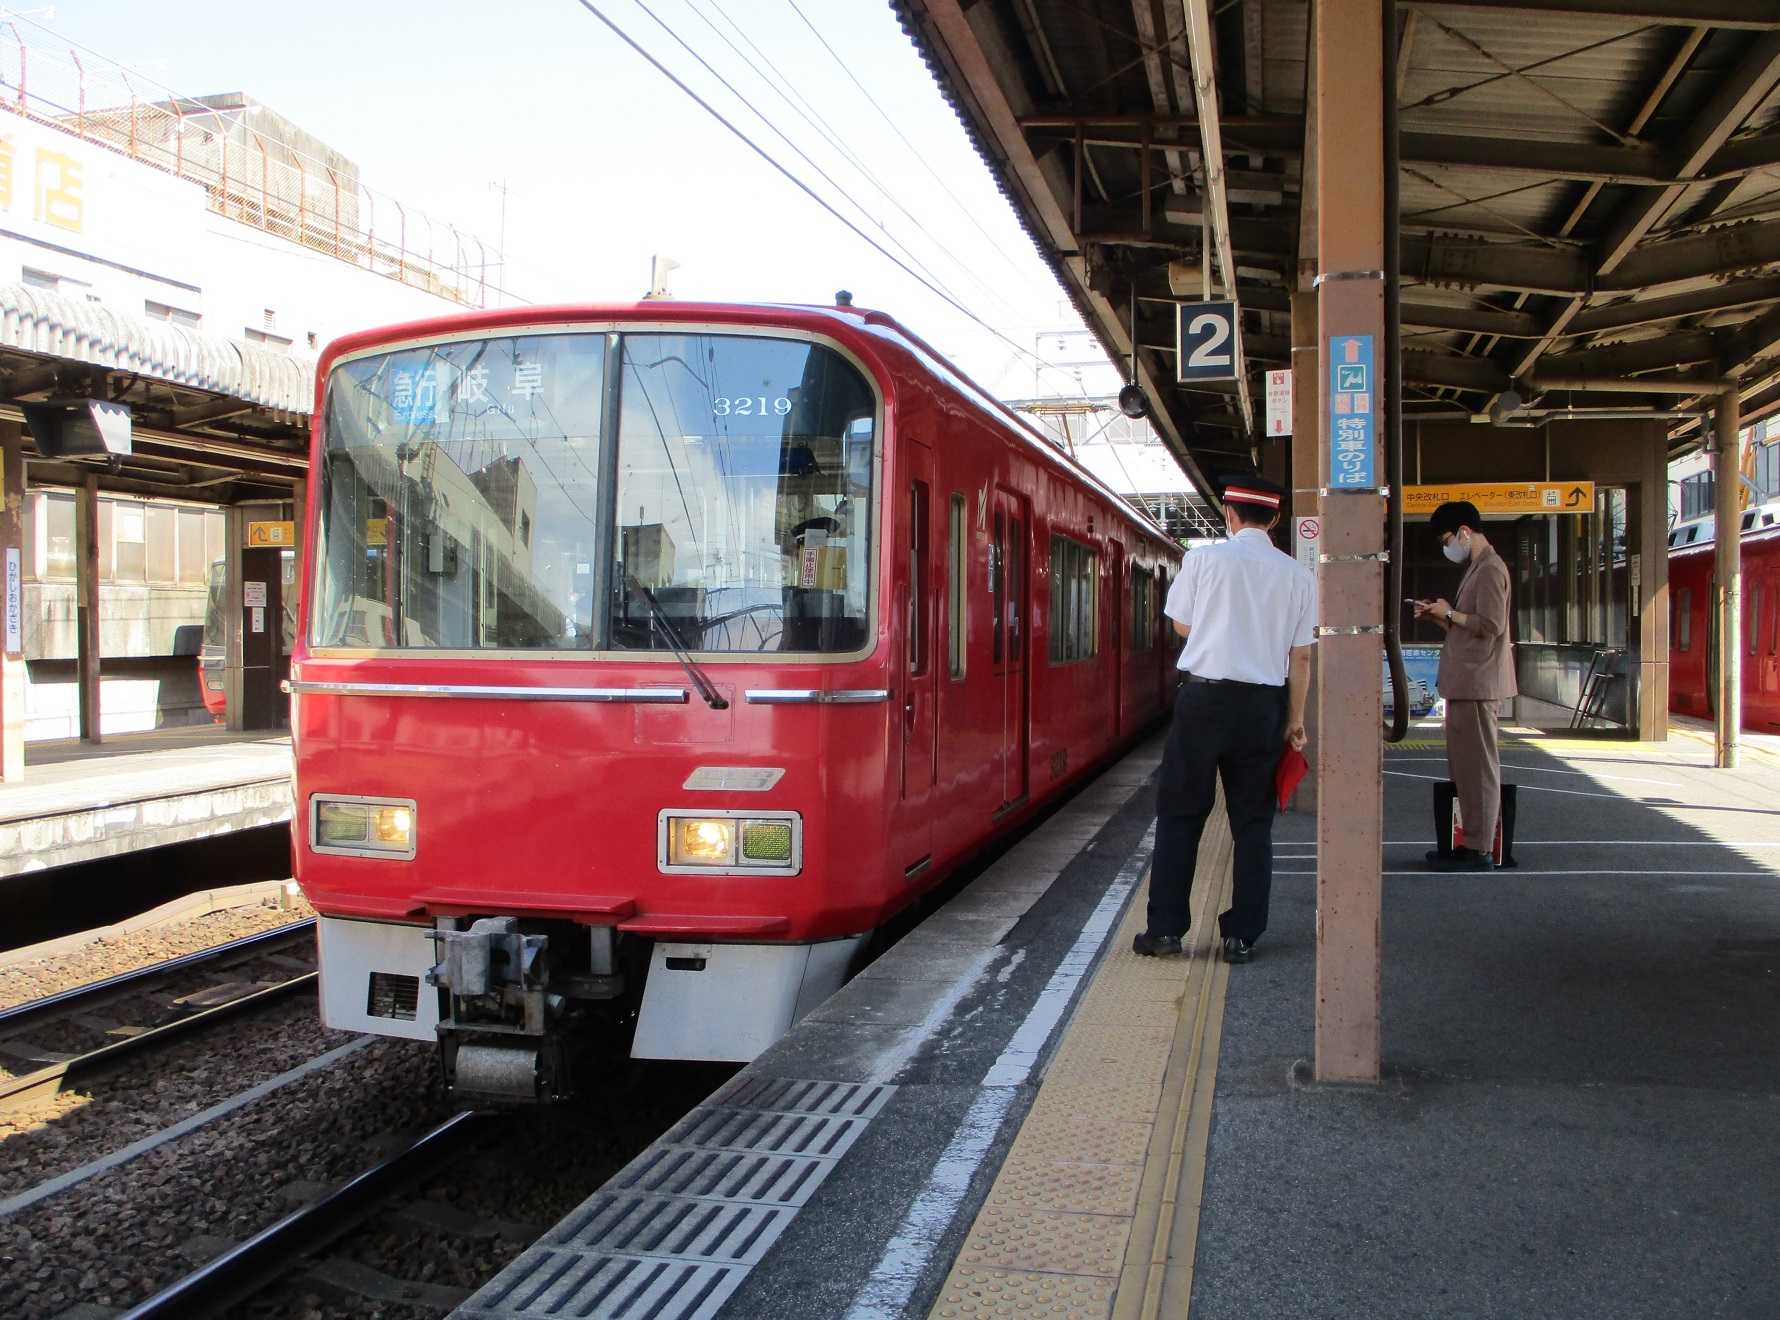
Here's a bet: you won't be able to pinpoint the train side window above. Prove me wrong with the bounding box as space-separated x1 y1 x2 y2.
948 494 966 679
1048 532 1099 664
1006 517 1022 658
1677 589 1691 651
1130 566 1155 653
992 510 1005 665
910 483 928 676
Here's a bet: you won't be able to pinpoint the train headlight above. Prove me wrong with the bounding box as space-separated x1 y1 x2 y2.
659 811 801 875
310 795 418 859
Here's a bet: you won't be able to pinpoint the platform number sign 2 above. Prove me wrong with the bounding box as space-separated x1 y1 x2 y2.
1175 300 1240 383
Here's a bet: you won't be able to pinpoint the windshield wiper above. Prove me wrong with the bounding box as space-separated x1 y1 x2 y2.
623 573 729 710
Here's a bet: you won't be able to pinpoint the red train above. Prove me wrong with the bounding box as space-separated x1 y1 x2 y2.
288 301 1182 1100
1668 499 1780 731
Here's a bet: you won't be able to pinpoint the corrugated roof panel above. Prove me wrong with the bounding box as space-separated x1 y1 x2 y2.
1402 11 1670 143
0 284 313 415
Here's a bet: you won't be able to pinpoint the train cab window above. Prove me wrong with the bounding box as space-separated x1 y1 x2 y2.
948 494 966 679
1677 589 1691 651
1048 533 1099 663
611 334 876 654
314 333 610 650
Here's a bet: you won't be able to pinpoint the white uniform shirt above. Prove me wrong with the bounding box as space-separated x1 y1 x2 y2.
1165 528 1317 684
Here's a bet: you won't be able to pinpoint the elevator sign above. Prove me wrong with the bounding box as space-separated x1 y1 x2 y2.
1328 335 1376 489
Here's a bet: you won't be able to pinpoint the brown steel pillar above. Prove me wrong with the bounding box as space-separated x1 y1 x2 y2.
75 471 102 744
1713 389 1742 768
0 424 24 780
1291 290 1321 811
1315 0 1385 1083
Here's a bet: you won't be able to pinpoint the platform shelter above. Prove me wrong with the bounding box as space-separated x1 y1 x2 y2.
895 0 1780 1081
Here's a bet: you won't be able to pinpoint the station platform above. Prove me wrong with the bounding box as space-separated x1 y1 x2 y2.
455 724 1780 1320
0 728 293 876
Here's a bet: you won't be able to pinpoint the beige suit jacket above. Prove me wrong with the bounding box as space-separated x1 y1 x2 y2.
1435 546 1517 701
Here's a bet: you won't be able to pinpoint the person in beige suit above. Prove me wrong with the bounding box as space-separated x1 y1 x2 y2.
1414 501 1516 872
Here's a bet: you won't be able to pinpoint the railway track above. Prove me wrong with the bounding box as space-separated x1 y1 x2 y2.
0 919 319 1111
119 1109 498 1319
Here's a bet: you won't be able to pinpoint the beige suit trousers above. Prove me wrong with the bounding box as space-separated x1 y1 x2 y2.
1445 699 1500 852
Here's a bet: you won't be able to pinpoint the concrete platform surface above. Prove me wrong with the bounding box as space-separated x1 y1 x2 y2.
448 724 1780 1320
0 729 292 874
1192 732 1780 1318
451 733 1169 1320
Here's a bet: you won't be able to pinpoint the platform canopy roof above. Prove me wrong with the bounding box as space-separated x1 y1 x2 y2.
0 283 312 502
896 0 1780 496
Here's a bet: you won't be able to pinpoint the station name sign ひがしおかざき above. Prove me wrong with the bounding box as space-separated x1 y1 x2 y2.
1403 483 1596 517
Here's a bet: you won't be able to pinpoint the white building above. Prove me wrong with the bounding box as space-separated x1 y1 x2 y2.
0 42 495 739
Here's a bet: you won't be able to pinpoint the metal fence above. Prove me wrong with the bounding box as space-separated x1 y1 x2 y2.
0 25 494 307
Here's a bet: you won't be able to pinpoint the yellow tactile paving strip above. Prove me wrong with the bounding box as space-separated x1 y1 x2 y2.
928 815 1235 1320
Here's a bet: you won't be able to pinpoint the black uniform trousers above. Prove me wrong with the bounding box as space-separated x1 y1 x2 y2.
1148 677 1288 944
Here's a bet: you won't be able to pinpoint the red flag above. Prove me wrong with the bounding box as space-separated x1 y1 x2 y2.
1275 745 1309 811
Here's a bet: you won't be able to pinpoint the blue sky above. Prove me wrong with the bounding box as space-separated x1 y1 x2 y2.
10 0 1100 394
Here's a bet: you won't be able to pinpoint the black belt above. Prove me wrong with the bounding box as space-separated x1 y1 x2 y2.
1181 671 1284 691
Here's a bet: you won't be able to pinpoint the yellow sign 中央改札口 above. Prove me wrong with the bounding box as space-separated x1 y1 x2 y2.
1404 482 1595 517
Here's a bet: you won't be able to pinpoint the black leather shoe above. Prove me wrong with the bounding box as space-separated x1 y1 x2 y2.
1425 848 1453 864
1132 931 1183 957
1430 846 1494 872
1221 936 1254 964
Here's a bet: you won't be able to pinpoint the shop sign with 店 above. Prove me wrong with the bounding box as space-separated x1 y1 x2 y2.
1403 482 1595 516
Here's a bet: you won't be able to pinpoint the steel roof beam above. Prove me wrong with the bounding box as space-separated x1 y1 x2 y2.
1168 0 1254 432
895 0 1222 496
1567 278 1780 335
1595 33 1780 278
1417 0 1780 29
1402 350 1512 393
1401 301 1545 337
1407 216 1780 294
1027 117 1780 186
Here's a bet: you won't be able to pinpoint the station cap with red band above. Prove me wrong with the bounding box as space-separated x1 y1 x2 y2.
1220 474 1286 512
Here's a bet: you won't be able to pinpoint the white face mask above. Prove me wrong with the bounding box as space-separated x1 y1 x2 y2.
1442 532 1470 564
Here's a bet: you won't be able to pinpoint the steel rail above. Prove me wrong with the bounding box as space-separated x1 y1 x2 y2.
0 972 320 1110
0 918 317 1035
118 1110 494 1320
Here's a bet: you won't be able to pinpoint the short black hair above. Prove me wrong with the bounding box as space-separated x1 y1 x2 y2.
1219 474 1285 526
1429 500 1482 538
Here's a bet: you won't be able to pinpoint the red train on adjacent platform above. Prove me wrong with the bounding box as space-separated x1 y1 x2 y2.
288 301 1181 1100
1668 499 1780 732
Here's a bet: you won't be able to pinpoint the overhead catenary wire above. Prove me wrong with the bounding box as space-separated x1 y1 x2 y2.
782 0 1061 306
571 0 1089 391
625 0 1031 337
644 0 1025 328
687 0 1038 326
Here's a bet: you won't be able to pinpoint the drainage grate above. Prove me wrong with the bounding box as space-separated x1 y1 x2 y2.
453 1077 894 1320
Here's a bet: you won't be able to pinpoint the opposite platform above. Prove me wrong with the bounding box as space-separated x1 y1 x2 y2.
0 728 293 875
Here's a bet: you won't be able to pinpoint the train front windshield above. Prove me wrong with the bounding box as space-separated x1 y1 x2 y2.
311 332 877 654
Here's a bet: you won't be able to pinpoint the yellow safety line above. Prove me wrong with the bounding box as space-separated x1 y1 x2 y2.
1134 860 1229 1319
928 812 1236 1320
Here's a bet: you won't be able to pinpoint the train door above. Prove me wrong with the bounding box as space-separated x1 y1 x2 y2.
992 489 1029 808
1106 539 1124 742
899 470 936 875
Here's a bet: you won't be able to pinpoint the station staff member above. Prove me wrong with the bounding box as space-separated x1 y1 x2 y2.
1414 500 1516 872
1135 475 1315 964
